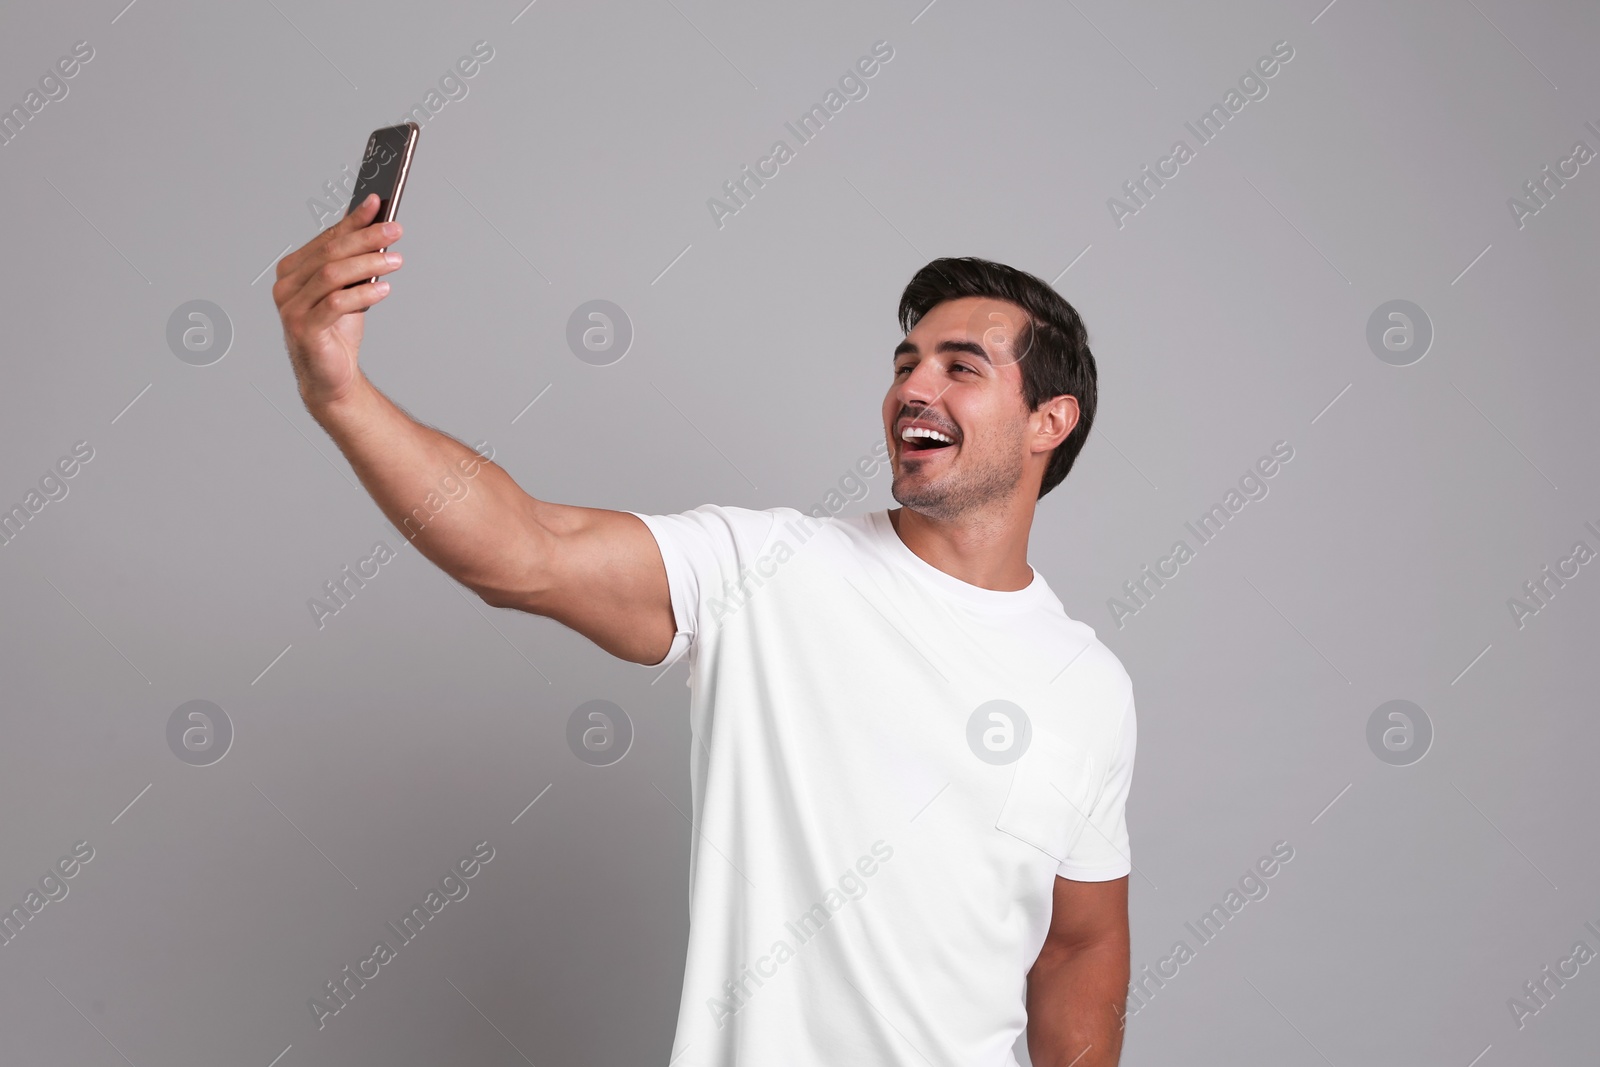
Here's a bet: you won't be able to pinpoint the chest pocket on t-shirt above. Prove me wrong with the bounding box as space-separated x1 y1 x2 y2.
994 731 1102 864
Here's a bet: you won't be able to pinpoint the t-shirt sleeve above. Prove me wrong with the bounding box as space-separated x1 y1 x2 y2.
1057 692 1137 881
626 504 781 671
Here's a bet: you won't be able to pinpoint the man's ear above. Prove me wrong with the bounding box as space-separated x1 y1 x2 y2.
1033 395 1080 455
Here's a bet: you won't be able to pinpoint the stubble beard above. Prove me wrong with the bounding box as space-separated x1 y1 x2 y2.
890 426 1026 522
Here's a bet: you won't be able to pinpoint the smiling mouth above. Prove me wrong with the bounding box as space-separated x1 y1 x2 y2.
898 426 958 456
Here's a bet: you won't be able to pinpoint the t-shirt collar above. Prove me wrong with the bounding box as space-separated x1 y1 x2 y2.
866 509 1052 613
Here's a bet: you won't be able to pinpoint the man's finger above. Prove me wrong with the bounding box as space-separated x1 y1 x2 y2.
303 277 390 332
321 216 402 272
296 249 402 310
277 200 401 298
278 219 400 303
277 192 380 280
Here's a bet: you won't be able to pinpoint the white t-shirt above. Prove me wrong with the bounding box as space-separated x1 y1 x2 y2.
628 504 1136 1067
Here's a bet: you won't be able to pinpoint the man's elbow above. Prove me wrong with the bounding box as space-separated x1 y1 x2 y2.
1033 929 1129 974
472 575 542 613
473 584 515 610
462 537 558 612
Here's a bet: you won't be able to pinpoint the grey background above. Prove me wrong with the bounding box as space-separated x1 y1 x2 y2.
0 0 1595 1064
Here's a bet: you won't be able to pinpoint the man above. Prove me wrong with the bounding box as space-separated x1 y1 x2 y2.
274 192 1136 1066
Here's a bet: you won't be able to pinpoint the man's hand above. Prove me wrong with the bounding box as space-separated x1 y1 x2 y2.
272 192 404 409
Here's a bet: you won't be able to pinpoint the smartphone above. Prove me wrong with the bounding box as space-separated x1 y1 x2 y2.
342 122 419 294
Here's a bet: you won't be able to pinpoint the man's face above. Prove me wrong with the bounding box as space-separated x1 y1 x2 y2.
881 296 1041 521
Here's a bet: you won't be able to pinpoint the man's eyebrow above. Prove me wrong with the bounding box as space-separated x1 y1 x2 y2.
892 339 992 365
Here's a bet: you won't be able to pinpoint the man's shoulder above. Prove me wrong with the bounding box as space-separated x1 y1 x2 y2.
640 502 856 529
696 504 877 550
632 502 783 542
1080 636 1135 711
632 503 870 565
1037 620 1135 728
1026 595 1124 671
1061 618 1129 684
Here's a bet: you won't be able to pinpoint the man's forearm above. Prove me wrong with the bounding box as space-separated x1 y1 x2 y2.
1026 937 1129 1067
306 372 549 600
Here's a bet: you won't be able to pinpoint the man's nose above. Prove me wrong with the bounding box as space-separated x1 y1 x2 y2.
895 362 948 405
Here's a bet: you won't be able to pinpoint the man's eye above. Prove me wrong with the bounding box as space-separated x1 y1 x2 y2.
953 363 974 373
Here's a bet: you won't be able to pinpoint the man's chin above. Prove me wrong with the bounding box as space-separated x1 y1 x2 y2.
890 475 949 513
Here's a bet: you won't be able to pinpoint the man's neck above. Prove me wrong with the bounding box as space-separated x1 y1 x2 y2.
887 503 1036 591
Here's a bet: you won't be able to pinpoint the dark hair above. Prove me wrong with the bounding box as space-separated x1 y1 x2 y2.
897 256 1097 499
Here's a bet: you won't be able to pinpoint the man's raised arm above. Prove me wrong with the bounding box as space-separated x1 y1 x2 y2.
272 193 676 666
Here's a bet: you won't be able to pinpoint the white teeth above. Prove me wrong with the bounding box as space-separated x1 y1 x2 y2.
901 426 954 444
